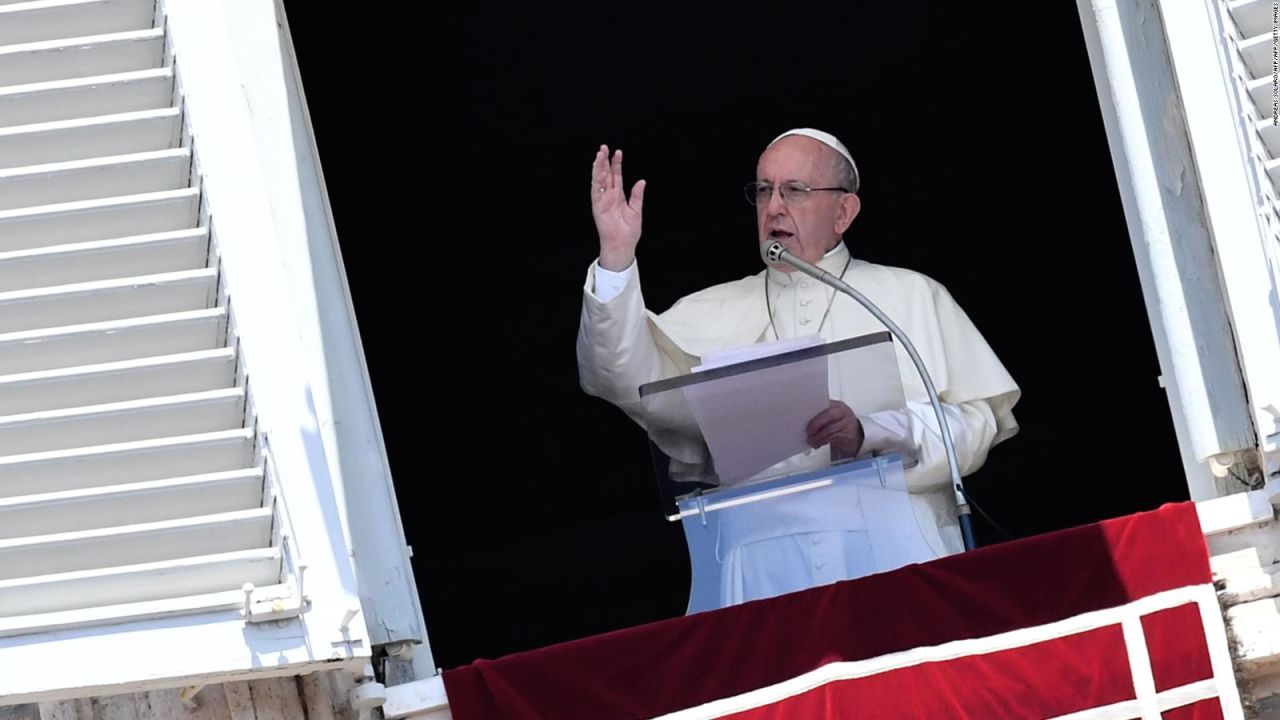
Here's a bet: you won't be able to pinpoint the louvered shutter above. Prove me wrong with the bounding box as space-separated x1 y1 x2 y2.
0 0 376 703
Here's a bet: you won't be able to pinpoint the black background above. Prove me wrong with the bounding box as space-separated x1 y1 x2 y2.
281 1 1187 669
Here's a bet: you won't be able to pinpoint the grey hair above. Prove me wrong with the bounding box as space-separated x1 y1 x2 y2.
830 152 860 194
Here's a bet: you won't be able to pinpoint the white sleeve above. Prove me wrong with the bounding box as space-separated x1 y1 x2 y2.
589 260 635 303
858 399 1000 492
577 261 709 464
577 260 669 408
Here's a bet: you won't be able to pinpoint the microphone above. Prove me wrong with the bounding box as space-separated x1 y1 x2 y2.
762 241 834 282
761 241 978 551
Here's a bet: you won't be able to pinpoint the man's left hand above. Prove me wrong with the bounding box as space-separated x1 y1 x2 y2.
807 400 864 459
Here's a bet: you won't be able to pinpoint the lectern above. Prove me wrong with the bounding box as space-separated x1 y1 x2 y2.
638 332 940 612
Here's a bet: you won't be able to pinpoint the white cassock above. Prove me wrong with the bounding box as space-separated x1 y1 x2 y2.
577 241 1021 606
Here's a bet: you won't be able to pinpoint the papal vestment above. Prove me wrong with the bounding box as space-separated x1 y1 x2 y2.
577 242 1020 605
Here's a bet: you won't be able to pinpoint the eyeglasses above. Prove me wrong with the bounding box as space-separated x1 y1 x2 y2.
744 181 850 207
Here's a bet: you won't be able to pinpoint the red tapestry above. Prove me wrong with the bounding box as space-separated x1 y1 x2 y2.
443 503 1235 719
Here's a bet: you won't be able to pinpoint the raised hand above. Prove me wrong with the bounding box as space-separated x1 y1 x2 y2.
590 144 647 272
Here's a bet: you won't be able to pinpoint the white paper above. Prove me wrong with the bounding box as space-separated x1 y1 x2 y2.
696 335 821 371
683 335 829 483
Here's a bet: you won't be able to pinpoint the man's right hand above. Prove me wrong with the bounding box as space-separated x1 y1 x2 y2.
808 400 865 460
590 144 646 272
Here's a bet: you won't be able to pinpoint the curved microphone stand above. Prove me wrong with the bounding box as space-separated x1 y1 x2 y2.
762 241 976 551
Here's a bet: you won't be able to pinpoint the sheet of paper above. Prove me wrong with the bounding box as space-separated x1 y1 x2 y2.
696 335 822 371
683 335 829 483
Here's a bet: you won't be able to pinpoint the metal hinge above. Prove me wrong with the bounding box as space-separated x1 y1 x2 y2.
241 562 307 623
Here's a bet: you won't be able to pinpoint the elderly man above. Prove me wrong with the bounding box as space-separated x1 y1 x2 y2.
577 128 1020 604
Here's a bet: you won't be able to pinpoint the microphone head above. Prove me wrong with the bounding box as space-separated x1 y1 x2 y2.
762 241 786 264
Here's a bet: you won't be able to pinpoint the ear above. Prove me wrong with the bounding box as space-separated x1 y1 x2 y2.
834 193 862 235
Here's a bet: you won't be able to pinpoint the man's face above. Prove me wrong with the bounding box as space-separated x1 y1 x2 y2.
755 136 857 268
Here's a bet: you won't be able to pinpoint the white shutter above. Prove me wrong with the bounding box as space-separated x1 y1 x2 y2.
0 0 302 644
1220 0 1280 227
0 0 387 704
1078 0 1280 711
0 28 165 86
1183 0 1280 480
1206 3 1280 709
1080 0 1280 485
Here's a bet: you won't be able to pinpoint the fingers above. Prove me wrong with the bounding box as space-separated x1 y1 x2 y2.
592 145 606 181
592 147 621 191
806 402 851 434
807 415 846 447
809 423 847 448
807 402 856 448
611 147 627 192
590 145 609 199
809 422 855 449
591 145 647 217
806 407 837 437
630 178 646 214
